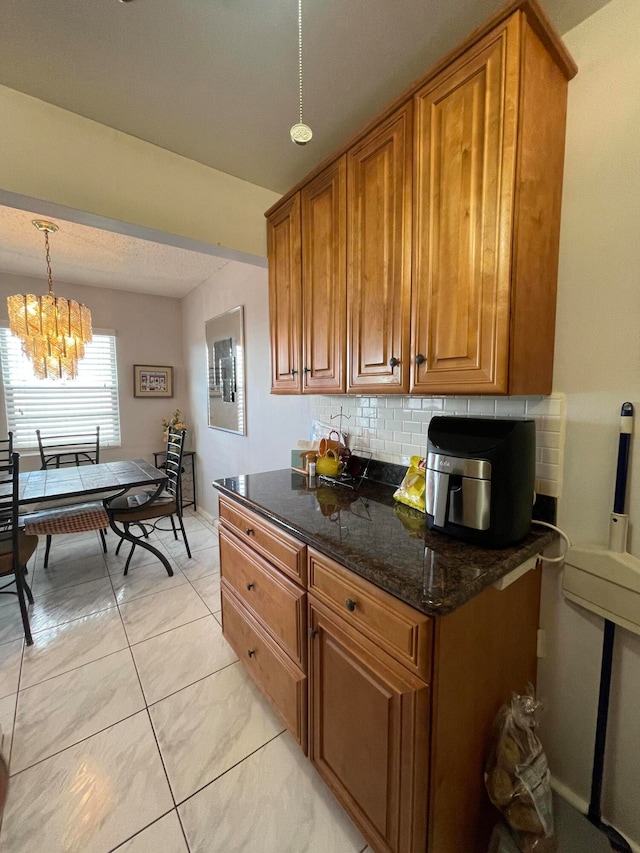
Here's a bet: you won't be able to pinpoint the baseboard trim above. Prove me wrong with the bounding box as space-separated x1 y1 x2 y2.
551 776 640 852
195 507 217 528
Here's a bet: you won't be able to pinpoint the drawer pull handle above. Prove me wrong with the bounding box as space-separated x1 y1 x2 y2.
345 598 357 612
247 649 255 658
246 582 255 591
245 528 254 536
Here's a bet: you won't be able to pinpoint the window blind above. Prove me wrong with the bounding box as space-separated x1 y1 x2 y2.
0 328 121 450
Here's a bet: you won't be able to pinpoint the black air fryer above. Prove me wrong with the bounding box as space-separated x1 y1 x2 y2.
425 416 535 547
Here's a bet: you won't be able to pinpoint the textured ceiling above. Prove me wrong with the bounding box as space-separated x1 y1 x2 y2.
0 206 230 298
0 0 611 296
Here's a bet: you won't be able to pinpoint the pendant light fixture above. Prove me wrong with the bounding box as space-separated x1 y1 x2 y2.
290 0 312 145
7 220 93 380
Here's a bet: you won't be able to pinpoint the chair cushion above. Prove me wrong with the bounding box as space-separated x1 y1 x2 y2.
109 495 177 524
22 502 109 535
0 532 38 576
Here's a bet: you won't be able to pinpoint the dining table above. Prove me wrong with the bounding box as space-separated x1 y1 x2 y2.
13 459 173 574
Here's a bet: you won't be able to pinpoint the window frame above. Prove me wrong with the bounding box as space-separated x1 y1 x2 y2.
0 327 122 452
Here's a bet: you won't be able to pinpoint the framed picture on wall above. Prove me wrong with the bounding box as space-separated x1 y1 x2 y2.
133 364 174 398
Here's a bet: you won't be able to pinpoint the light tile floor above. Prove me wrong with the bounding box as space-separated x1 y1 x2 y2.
0 511 369 853
0 510 606 852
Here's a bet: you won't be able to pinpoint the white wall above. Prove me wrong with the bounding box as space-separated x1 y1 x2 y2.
538 0 640 844
181 261 312 520
0 272 187 469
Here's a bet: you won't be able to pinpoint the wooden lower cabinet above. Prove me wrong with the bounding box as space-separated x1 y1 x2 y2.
218 497 542 853
308 597 430 853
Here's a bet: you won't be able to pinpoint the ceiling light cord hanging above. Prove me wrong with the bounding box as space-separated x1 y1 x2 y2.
290 0 312 145
7 220 93 381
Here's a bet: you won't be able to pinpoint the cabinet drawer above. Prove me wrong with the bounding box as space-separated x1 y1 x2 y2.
220 526 307 670
308 548 432 681
221 583 307 752
219 496 307 585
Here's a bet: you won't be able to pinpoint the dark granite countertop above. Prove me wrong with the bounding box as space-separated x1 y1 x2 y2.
212 469 554 617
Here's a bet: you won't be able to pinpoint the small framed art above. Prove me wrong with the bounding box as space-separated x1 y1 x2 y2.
133 364 174 398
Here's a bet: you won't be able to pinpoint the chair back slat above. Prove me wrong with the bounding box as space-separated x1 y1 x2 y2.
0 433 15 534
0 451 20 554
164 428 187 503
36 427 100 469
0 433 13 470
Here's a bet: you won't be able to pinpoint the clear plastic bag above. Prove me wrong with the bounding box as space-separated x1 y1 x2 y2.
393 456 427 513
485 686 556 853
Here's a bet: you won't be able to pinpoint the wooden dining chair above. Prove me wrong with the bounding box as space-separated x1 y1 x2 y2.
0 438 36 646
105 428 191 575
32 426 106 567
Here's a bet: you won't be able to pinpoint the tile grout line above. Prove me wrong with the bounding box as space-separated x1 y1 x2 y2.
28 602 119 640
112 542 183 817
104 808 179 853
144 658 239 711
122 601 182 814
15 643 131 695
7 703 147 780
174 729 286 810
1 516 217 850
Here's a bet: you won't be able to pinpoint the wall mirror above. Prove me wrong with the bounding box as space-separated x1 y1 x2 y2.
206 306 246 435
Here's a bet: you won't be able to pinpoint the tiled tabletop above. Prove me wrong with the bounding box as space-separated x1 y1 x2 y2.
15 460 167 505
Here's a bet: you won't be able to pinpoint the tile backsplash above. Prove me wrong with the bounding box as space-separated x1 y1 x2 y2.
311 392 566 498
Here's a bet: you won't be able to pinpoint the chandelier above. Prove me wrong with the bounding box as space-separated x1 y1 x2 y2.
7 220 93 380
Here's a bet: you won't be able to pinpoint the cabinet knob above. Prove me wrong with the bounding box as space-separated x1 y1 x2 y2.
245 527 254 536
389 357 400 369
415 353 426 365
345 598 357 612
309 628 318 639
248 649 255 658
246 582 254 591
290 368 298 376
303 367 311 374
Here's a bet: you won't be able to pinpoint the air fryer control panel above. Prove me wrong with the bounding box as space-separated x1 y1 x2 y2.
425 453 491 531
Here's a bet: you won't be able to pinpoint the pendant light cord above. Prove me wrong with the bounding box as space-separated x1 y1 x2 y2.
298 0 304 125
289 0 312 144
43 229 54 296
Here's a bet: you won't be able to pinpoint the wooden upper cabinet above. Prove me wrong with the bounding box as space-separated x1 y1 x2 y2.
301 157 347 393
267 3 575 397
412 13 570 395
347 104 413 393
267 195 302 393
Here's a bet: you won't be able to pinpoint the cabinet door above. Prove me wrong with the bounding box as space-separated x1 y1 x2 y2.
301 157 346 393
267 194 302 393
308 598 429 853
411 20 519 394
347 104 413 393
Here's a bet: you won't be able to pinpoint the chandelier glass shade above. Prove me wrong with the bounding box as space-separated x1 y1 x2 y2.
7 221 93 380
